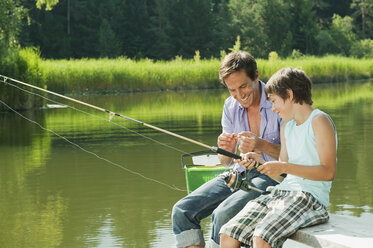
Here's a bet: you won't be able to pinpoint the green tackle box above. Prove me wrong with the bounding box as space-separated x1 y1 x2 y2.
182 150 232 194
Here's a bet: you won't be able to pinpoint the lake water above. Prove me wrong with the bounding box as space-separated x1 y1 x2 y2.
0 81 372 247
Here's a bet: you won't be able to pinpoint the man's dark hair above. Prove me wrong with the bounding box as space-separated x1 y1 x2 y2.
265 67 313 105
219 51 257 86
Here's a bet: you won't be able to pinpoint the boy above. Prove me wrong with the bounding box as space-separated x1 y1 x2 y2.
219 67 337 248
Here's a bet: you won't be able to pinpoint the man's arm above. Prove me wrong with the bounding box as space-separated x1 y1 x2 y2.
217 132 237 166
256 138 280 160
238 132 280 160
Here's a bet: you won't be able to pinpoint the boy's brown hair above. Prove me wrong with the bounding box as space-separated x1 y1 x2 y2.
219 51 257 86
265 67 313 105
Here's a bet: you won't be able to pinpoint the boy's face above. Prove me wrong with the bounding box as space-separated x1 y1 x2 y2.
268 93 292 121
225 70 260 108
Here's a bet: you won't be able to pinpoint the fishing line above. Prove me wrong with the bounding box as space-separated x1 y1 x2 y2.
0 98 187 192
1 79 190 155
0 75 242 160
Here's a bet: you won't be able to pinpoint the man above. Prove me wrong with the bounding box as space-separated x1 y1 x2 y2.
172 51 282 248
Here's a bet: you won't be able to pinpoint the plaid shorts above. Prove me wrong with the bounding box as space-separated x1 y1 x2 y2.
220 189 329 248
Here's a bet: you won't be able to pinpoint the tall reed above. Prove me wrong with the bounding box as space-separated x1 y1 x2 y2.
39 56 373 94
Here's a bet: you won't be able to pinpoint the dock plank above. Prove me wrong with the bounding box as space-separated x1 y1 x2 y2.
288 214 373 248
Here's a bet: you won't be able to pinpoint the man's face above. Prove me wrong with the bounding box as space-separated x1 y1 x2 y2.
224 70 260 108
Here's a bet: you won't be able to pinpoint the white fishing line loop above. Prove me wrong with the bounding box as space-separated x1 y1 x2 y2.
109 112 115 122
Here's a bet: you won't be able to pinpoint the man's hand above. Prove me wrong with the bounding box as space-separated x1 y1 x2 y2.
238 131 259 153
217 132 237 166
217 132 237 153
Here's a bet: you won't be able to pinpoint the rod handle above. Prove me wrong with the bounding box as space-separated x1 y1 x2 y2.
211 146 242 160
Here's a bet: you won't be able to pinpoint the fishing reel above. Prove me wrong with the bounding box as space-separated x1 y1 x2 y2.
223 168 264 193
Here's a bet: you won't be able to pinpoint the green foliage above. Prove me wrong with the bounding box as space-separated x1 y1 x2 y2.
39 57 222 94
10 0 372 60
315 30 338 55
36 0 59 10
316 14 358 56
193 50 200 63
98 19 122 58
0 0 25 48
331 14 357 54
220 50 227 60
0 48 46 110
351 0 373 38
268 51 279 61
350 39 373 58
38 56 373 95
227 0 319 57
291 49 304 59
229 35 241 52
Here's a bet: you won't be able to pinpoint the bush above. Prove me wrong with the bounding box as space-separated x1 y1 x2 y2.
0 47 46 110
268 51 279 61
291 49 303 59
350 39 373 58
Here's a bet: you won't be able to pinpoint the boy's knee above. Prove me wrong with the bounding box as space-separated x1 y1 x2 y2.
253 236 271 248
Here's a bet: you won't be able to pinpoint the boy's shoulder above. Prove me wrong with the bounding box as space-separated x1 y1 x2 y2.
312 110 337 136
312 110 334 127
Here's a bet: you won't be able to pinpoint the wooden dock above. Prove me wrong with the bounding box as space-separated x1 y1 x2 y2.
288 214 373 247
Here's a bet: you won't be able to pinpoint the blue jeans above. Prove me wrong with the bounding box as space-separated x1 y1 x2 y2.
172 169 278 247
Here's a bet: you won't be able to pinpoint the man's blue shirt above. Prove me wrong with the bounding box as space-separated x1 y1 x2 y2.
221 81 282 171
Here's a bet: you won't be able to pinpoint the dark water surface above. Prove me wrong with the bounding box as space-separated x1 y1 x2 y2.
1 81 372 247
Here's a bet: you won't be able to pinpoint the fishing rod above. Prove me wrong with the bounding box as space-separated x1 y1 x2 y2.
0 74 241 160
1 74 282 194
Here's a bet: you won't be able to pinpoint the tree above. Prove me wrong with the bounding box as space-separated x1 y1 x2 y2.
166 0 220 58
0 0 25 50
287 0 319 54
98 19 122 58
329 14 357 55
227 0 318 57
35 0 59 10
351 0 373 38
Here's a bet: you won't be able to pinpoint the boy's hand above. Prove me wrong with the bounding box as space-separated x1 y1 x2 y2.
257 161 285 178
234 152 265 170
217 132 237 153
238 131 259 153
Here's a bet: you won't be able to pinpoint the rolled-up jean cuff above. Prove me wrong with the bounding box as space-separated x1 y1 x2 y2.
175 229 205 247
205 238 219 248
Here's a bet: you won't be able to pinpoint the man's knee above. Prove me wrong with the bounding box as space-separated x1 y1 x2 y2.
211 205 231 228
172 199 185 223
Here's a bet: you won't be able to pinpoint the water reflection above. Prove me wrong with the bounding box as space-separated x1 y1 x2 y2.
0 81 372 247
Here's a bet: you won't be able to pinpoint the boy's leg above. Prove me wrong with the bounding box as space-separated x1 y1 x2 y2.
219 190 329 247
219 194 272 246
172 175 233 248
253 190 329 248
207 173 278 247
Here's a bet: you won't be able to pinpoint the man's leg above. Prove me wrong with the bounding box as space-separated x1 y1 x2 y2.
172 175 233 248
207 171 278 247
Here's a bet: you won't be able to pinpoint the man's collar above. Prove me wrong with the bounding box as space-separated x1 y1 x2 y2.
259 81 272 110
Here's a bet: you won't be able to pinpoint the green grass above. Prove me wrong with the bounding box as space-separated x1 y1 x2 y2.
39 56 373 94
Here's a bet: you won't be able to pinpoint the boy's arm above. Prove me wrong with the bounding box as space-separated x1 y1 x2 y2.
258 114 337 181
278 124 288 163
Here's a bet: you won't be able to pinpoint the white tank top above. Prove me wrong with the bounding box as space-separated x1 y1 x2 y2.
276 109 337 207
